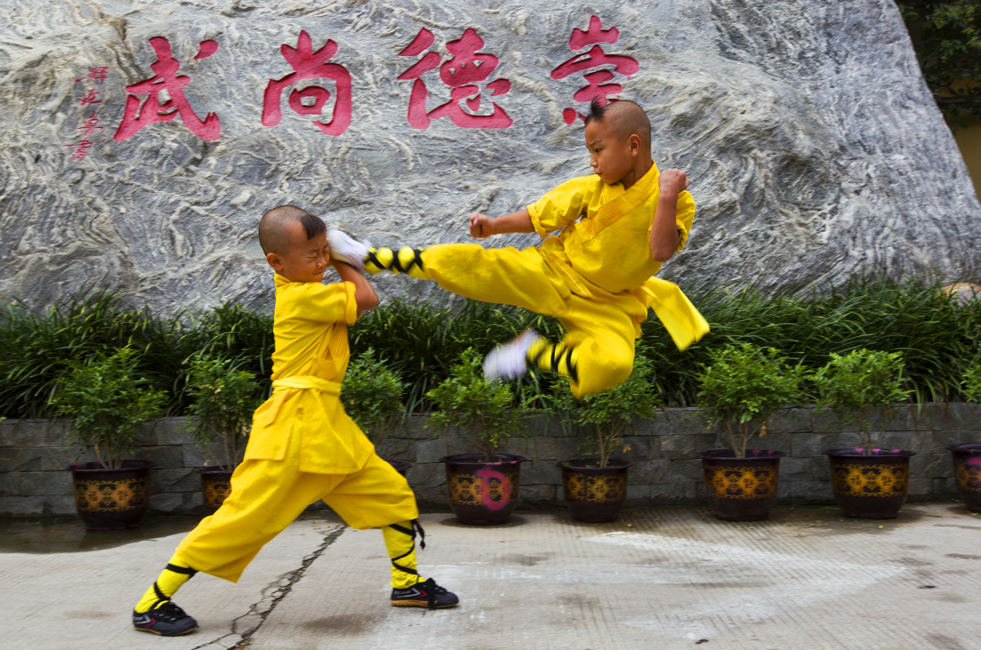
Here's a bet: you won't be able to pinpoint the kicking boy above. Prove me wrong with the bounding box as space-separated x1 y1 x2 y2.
338 99 708 397
132 206 458 637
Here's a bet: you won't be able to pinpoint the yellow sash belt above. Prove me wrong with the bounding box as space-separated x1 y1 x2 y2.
264 376 342 428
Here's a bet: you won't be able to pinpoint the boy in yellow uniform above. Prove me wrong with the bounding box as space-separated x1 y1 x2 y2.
344 99 708 397
131 206 458 637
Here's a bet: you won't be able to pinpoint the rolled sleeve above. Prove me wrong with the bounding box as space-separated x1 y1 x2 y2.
527 177 589 238
674 190 695 253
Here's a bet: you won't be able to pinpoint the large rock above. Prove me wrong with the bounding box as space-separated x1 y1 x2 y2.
0 0 978 312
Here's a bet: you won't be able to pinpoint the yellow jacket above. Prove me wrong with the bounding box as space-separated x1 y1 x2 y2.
527 161 695 295
242 274 374 474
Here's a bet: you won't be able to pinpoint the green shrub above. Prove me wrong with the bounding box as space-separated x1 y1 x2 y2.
964 358 981 404
697 343 807 457
811 349 912 453
0 292 186 418
426 348 530 461
550 357 658 467
184 354 263 472
341 348 406 444
49 347 168 469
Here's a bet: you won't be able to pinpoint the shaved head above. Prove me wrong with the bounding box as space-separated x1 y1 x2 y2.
258 205 326 255
585 99 651 150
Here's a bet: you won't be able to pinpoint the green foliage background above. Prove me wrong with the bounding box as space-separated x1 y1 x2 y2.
3 276 981 420
901 0 981 122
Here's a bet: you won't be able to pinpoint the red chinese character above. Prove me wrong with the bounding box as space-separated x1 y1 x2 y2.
76 66 109 85
397 28 513 130
79 88 103 106
77 111 104 138
551 16 639 124
113 37 221 142
262 31 352 137
64 139 94 161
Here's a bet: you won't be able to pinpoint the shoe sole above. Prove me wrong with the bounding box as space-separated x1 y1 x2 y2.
133 625 198 636
391 600 459 609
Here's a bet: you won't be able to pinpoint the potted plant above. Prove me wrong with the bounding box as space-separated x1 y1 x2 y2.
426 348 529 525
342 348 410 476
696 343 806 521
184 354 262 513
813 349 914 519
947 357 981 512
551 357 656 523
51 347 167 531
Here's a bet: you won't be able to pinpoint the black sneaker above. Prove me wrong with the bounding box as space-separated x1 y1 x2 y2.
391 577 459 609
133 601 198 636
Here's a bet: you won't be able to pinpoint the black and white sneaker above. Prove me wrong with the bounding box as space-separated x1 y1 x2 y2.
133 601 198 636
391 578 459 609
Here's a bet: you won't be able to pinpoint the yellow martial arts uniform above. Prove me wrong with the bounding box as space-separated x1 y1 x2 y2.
419 161 709 397
136 274 423 615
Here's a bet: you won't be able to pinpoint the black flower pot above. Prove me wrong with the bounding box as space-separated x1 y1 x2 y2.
440 453 525 525
196 466 234 514
946 444 981 513
386 459 412 478
68 460 154 531
698 449 785 521
558 459 633 523
824 448 915 519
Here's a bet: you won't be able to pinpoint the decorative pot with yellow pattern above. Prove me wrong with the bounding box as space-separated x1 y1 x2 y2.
196 466 234 514
698 449 785 521
67 460 154 531
946 444 981 513
440 453 525 525
558 459 633 523
824 448 915 519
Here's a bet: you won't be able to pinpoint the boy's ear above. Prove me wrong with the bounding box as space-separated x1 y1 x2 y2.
266 251 284 271
629 133 641 155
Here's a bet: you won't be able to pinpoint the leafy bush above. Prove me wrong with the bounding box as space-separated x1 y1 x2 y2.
0 292 186 418
350 296 562 412
964 358 981 404
697 343 807 458
643 276 978 407
341 348 406 445
900 0 981 123
184 355 263 472
49 347 168 469
550 356 658 467
426 348 530 461
811 349 913 453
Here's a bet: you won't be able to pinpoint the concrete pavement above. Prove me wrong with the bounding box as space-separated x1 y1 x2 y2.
3 504 980 649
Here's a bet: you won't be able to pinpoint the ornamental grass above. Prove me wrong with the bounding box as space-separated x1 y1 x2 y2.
1 275 979 419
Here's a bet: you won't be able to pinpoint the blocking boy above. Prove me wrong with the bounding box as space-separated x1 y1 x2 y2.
132 206 457 637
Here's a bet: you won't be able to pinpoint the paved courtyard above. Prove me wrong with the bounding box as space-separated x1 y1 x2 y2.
3 503 980 649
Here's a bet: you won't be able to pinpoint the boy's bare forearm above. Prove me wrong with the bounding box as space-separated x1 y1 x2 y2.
333 261 379 313
492 210 535 234
650 169 689 262
649 194 681 262
469 209 535 238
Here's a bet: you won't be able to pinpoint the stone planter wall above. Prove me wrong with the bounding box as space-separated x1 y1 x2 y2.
2 404 978 518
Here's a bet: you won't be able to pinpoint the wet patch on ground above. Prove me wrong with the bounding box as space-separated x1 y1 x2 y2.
0 515 199 553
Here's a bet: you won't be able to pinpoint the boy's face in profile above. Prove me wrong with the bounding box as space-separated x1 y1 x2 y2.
266 221 330 283
584 117 638 186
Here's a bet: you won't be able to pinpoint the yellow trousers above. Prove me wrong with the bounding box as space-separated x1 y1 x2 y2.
174 442 419 585
421 243 652 397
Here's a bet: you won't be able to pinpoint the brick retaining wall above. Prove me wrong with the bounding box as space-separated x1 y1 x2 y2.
2 404 978 518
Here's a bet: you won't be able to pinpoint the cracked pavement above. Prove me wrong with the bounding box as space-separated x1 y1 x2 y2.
3 504 981 649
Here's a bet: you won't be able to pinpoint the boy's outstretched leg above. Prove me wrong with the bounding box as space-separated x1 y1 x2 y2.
132 556 198 636
384 520 458 609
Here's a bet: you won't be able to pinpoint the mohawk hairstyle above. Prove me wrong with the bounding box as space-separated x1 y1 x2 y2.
258 205 327 256
583 98 652 148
